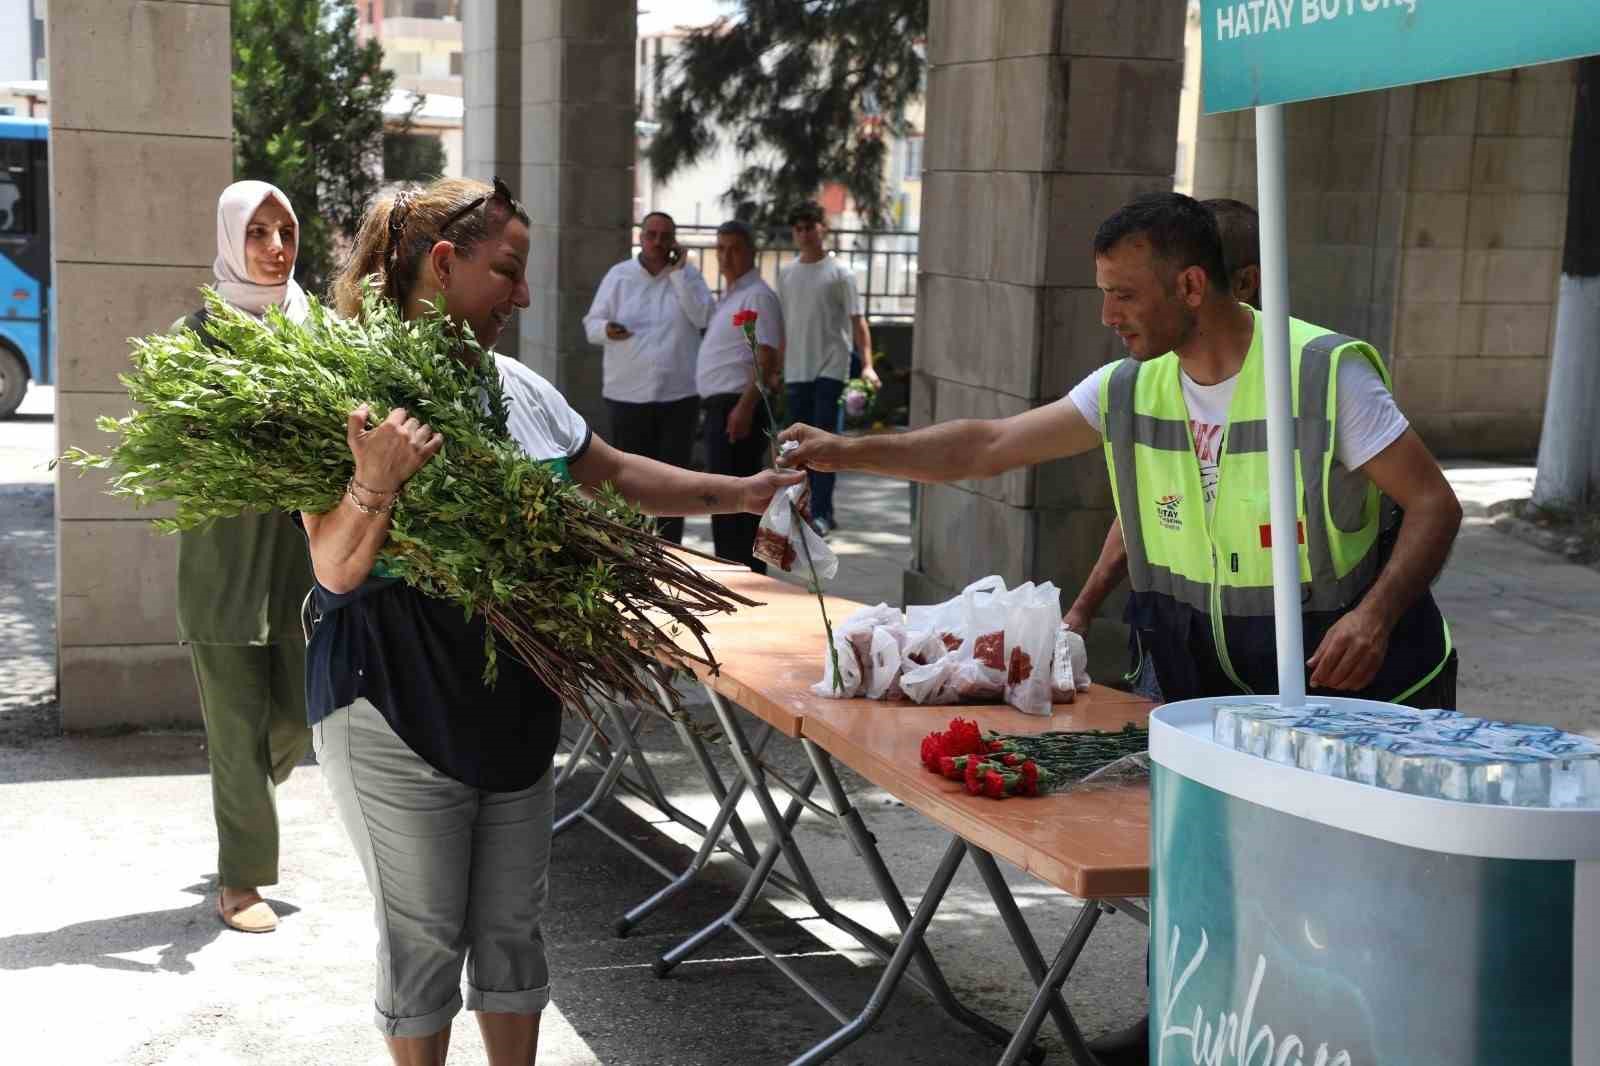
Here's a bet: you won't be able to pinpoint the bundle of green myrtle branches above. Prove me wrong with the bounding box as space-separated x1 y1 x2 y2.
60 289 756 724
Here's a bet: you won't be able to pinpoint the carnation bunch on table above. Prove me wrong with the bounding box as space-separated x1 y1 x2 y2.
59 289 754 723
919 716 1149 799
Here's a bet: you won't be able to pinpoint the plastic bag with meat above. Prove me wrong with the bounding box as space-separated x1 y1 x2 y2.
812 603 900 698
754 480 838 581
1052 624 1091 701
1004 582 1061 716
900 651 961 704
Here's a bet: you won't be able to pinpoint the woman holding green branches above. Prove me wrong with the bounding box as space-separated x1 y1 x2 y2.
178 180 316 936
307 175 801 1066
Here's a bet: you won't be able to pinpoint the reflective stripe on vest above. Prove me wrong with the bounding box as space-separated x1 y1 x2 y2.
1101 319 1390 685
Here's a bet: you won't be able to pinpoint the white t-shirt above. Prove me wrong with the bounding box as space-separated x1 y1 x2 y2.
582 258 714 404
777 255 860 384
495 355 592 465
696 269 784 398
1068 349 1407 516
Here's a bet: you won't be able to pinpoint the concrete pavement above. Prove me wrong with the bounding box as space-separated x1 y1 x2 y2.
4 389 1600 1064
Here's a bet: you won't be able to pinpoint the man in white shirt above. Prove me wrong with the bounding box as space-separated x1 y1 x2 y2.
583 211 715 542
777 201 876 536
781 192 1460 712
697 220 784 571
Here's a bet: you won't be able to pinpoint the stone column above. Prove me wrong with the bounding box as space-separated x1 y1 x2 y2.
516 0 635 432
908 0 1184 663
49 0 232 727
463 0 525 356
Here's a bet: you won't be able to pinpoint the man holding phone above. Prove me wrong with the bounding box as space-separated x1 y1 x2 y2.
584 210 716 542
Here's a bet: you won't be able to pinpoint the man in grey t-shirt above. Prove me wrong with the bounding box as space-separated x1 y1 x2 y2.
777 201 876 536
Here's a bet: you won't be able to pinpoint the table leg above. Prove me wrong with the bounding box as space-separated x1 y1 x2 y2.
787 835 971 1066
997 899 1107 1066
798 741 1036 1056
969 847 1100 1062
652 685 816 977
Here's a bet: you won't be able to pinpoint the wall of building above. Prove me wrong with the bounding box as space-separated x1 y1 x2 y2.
0 2 32 82
49 0 232 728
907 0 1184 657
1190 64 1577 458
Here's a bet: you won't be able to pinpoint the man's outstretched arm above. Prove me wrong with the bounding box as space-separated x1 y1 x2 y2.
777 394 1102 483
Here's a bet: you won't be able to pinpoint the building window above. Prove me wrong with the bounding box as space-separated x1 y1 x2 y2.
449 51 462 77
902 136 923 181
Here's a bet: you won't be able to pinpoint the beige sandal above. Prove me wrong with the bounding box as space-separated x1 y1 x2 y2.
217 892 278 933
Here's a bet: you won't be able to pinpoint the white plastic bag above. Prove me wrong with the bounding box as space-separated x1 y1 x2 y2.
961 579 1010 675
812 603 900 698
907 575 1005 655
1004 583 1061 716
1053 625 1091 701
754 481 838 580
948 657 1005 702
864 625 904 699
900 651 961 704
901 629 948 669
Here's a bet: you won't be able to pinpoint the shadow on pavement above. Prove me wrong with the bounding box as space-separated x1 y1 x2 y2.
0 877 300 975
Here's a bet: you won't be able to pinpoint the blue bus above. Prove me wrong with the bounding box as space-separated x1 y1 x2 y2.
0 116 49 419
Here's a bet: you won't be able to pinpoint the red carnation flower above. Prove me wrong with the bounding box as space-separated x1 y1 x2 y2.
1001 753 1022 767
939 755 959 778
983 771 1008 799
964 757 982 794
920 733 943 771
946 717 983 756
732 309 758 327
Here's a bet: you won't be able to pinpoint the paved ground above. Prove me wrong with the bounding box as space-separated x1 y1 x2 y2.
4 387 1599 1065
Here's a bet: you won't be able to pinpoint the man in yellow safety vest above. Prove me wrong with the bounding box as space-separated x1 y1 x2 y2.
780 191 1460 709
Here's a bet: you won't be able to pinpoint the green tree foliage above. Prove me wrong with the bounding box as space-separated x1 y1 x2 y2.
384 131 449 184
232 0 413 295
646 0 927 230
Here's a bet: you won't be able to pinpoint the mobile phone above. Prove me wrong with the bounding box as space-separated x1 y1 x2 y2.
667 244 682 265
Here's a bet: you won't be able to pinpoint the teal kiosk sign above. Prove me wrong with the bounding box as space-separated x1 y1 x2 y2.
1203 0 1600 112
1150 9 1600 1066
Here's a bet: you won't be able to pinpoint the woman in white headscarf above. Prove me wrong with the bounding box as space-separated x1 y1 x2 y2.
177 181 316 934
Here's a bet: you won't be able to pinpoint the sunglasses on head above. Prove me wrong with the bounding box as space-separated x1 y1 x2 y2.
436 176 522 240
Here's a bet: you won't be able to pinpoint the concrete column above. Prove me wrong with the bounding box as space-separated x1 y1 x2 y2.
48 0 232 727
462 0 525 357
462 0 522 190
908 0 1183 661
516 0 635 432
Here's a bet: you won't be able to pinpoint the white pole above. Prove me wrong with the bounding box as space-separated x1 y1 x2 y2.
1254 104 1306 708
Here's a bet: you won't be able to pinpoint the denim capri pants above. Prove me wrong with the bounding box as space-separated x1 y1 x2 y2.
315 697 555 1038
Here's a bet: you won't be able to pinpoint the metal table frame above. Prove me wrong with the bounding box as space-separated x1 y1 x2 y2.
809 831 1149 1066
552 678 835 938
653 683 1051 1065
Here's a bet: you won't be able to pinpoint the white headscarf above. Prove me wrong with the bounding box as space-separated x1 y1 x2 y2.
213 180 311 323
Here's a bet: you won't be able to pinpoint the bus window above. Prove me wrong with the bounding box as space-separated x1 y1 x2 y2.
0 139 33 235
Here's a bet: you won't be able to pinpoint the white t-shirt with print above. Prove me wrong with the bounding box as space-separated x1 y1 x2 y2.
778 255 860 384
1067 353 1408 518
495 355 592 464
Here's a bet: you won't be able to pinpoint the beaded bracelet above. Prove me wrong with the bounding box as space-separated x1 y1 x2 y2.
345 478 397 516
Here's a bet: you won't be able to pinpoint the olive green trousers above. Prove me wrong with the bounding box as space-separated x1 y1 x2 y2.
190 641 310 888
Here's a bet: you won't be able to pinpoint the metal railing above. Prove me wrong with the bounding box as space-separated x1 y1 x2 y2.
631 225 919 321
